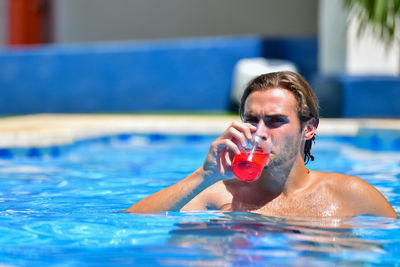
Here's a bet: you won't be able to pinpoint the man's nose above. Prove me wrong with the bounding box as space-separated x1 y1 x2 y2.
255 119 270 140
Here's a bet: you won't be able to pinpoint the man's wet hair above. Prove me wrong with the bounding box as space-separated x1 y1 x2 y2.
239 71 319 164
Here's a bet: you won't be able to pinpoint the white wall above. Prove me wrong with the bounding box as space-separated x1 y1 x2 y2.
319 0 399 76
347 16 400 75
54 0 318 43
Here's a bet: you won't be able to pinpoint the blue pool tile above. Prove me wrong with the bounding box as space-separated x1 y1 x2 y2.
393 138 400 151
92 136 112 145
0 149 12 158
370 135 382 150
50 146 61 157
149 133 166 142
117 134 131 142
337 136 354 144
185 135 203 142
27 148 41 158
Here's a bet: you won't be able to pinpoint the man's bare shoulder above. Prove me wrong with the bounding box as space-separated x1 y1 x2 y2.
311 170 363 187
311 170 384 199
311 170 383 194
310 170 397 218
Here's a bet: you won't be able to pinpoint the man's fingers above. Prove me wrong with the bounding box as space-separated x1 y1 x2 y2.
224 127 247 148
215 139 240 155
212 121 257 156
228 121 256 144
224 150 233 166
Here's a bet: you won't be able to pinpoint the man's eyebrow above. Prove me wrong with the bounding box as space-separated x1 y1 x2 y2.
243 113 256 117
244 113 287 118
243 114 258 120
267 114 288 118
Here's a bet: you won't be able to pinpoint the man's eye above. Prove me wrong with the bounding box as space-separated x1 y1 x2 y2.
243 117 258 126
264 118 286 128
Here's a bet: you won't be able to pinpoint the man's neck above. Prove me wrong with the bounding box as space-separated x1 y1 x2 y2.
256 154 310 197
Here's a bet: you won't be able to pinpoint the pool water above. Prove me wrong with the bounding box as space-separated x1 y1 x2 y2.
0 134 399 266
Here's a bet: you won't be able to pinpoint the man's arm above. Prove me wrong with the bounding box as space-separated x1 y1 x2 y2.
123 167 217 213
123 121 255 213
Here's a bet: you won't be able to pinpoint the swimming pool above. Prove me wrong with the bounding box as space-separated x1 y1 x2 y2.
0 132 399 266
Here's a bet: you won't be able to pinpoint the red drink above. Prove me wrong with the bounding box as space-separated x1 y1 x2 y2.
232 151 270 182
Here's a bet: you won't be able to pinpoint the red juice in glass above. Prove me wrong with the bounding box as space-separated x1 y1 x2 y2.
232 150 270 182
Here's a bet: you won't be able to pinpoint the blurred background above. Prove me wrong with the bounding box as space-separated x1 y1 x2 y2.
0 0 399 118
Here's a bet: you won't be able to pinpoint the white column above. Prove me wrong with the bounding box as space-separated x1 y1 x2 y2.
318 0 347 75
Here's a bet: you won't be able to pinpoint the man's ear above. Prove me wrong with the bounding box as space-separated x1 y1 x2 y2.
303 118 317 140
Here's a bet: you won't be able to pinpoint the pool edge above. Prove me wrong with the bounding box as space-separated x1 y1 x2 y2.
0 114 399 148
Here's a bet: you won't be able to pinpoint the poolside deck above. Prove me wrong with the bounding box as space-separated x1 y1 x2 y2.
0 114 399 148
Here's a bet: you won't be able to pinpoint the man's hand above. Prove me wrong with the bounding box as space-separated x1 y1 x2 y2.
202 121 256 180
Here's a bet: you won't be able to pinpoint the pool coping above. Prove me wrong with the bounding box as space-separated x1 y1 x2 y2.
0 114 399 148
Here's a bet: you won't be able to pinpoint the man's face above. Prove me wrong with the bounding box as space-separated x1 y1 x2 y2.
242 88 303 168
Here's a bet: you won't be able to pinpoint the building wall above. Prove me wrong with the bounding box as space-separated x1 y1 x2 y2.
347 16 400 76
54 0 318 43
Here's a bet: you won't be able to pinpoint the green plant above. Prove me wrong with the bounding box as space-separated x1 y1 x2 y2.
344 0 400 44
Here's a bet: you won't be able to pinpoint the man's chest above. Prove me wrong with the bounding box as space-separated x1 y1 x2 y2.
223 191 343 217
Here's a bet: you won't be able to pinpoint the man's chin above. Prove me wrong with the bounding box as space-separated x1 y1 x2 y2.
266 157 296 169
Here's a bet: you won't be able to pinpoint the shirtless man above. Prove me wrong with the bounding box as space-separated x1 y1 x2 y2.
125 71 397 218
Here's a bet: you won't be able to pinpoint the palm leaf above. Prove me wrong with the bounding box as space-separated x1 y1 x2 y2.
344 0 400 44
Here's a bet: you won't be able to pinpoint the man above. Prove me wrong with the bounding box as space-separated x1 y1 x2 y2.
125 71 397 218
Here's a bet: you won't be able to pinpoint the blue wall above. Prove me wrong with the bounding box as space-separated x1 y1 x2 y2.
311 75 400 118
262 37 318 82
341 76 400 118
0 36 264 114
2 35 398 118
